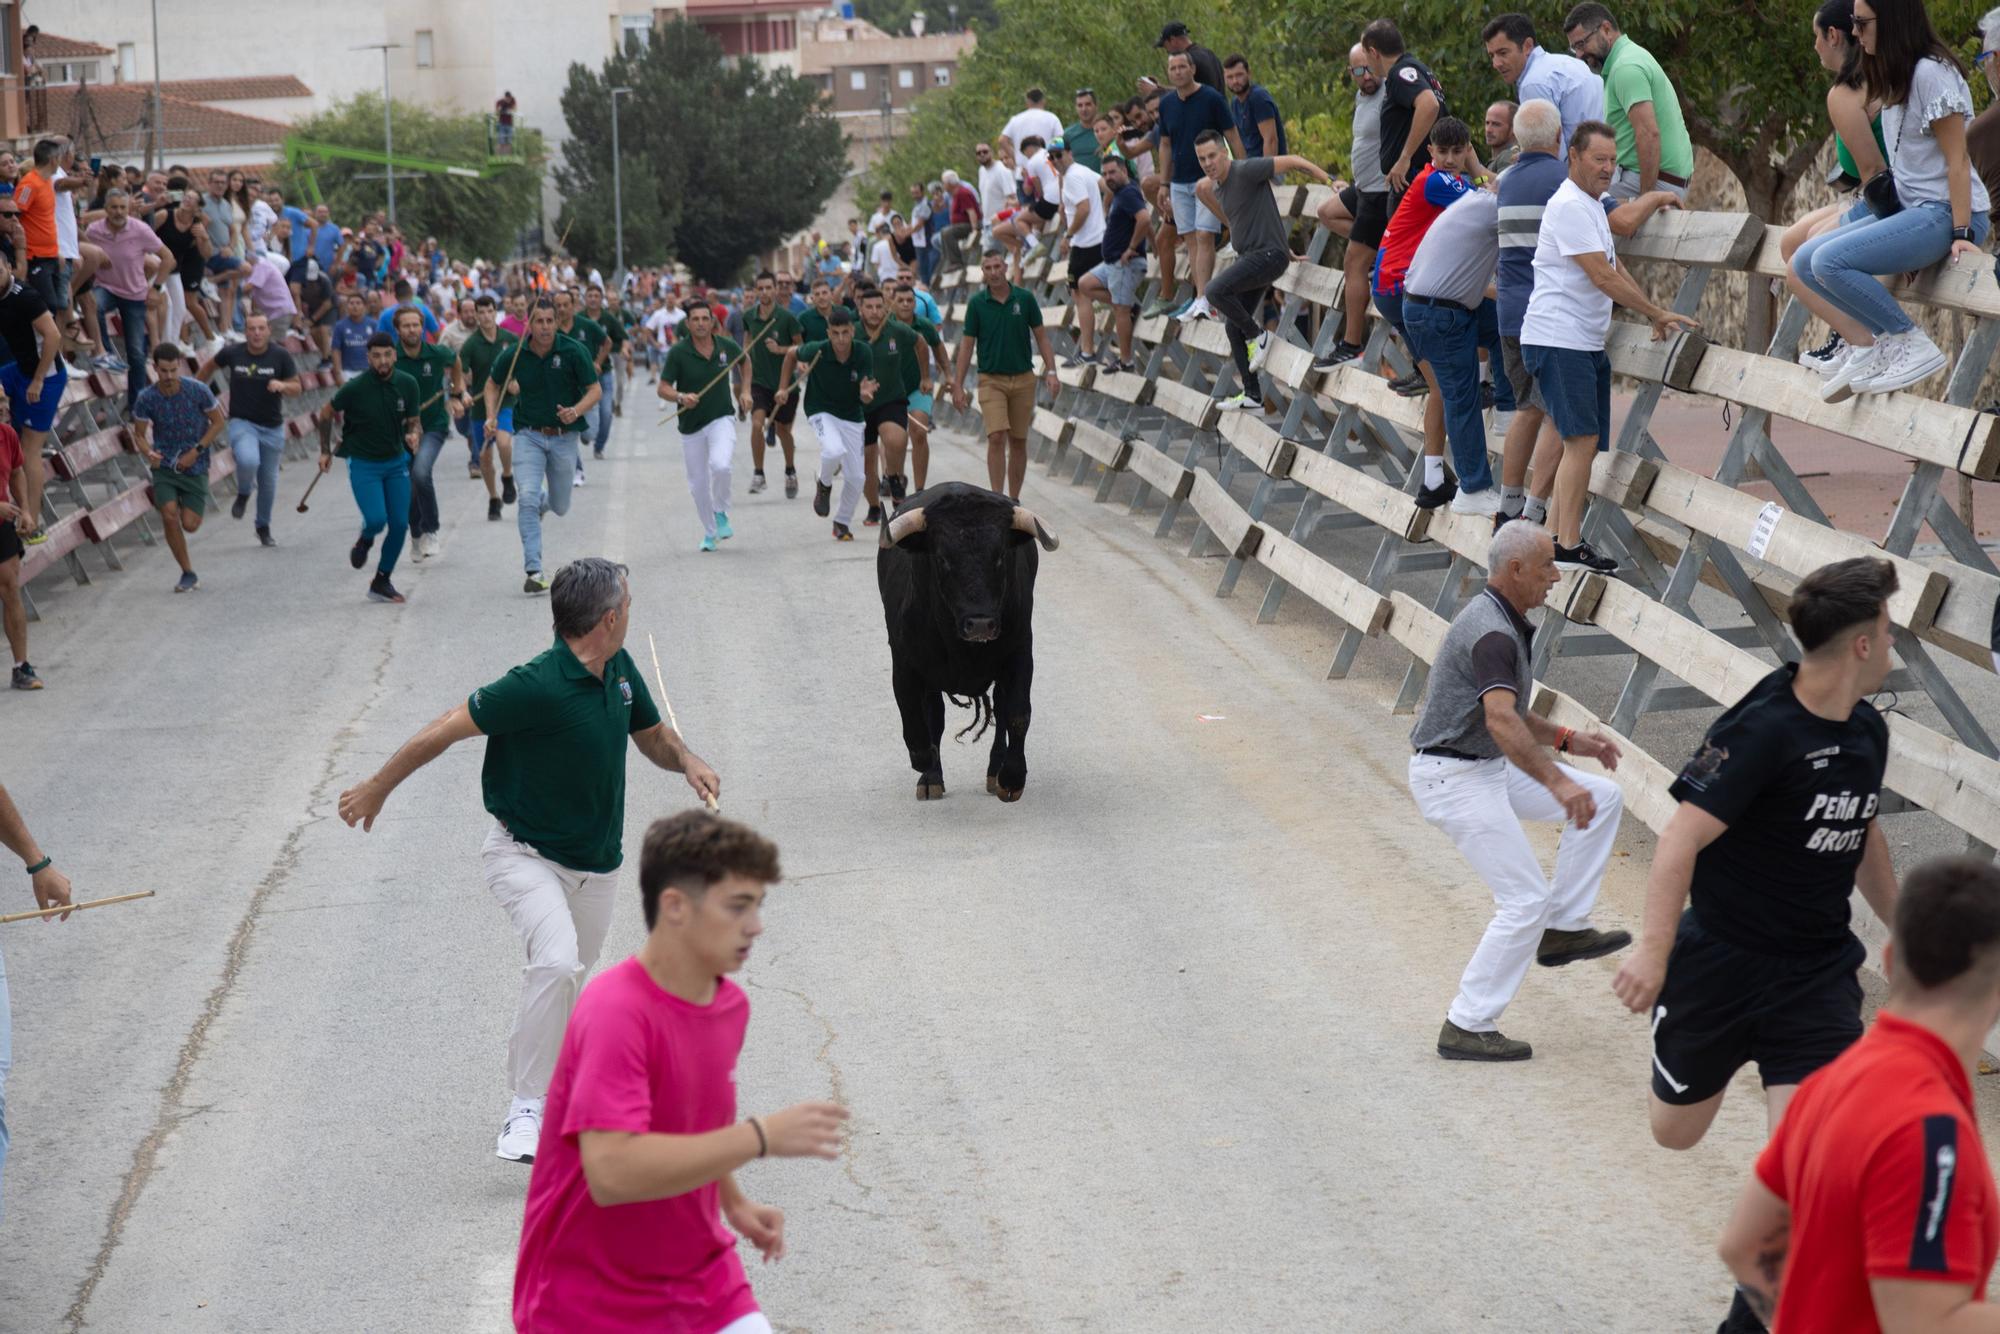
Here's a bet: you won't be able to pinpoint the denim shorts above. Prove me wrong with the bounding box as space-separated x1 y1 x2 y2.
1522 344 1612 445
1169 181 1220 234
1087 255 1147 307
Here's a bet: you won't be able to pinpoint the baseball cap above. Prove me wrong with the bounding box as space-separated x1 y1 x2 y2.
1156 20 1189 46
1046 141 1070 157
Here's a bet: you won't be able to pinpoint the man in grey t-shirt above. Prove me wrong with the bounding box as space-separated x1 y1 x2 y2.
1407 520 1628 1061
1313 45 1392 367
1402 187 1504 516
1192 132 1330 411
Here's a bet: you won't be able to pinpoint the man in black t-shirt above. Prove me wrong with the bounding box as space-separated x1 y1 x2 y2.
1361 18 1449 198
199 312 301 544
1613 558 1901 1162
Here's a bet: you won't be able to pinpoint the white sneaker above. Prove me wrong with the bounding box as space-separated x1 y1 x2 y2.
1449 486 1503 517
574 467 587 488
1798 332 1848 373
1809 344 1854 378
1820 342 1881 404
496 1097 543 1162
1246 331 1272 373
1852 328 1946 395
428 532 443 558
1182 297 1213 321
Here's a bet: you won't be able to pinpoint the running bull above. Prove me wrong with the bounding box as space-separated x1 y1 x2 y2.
877 482 1058 801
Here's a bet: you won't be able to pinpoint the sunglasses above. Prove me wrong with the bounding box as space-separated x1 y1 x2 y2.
1348 65 1371 78
1074 88 1094 98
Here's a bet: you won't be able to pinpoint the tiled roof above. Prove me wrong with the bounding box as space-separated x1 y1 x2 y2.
40 86 290 156
156 76 313 103
30 33 115 60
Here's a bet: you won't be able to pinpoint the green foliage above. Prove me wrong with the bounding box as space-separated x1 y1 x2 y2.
850 0 1000 39
556 20 847 284
270 94 542 259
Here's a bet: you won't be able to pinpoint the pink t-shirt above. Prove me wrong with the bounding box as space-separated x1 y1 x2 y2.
239 256 297 318
82 216 163 301
514 958 758 1334
500 313 527 336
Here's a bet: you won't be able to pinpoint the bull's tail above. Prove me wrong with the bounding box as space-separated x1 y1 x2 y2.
945 690 994 743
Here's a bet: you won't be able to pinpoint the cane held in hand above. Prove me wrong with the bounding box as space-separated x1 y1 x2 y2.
1 890 155 925
648 633 719 812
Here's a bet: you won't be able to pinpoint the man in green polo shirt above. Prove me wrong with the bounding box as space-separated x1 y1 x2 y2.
555 287 611 470
584 285 626 417
797 276 838 345
892 280 942 493
950 248 1059 500
459 295 518 523
498 302 600 593
777 307 876 541
336 556 722 1165
395 307 465 561
319 332 420 605
656 302 745 553
1563 3 1693 200
857 285 918 519
743 270 803 497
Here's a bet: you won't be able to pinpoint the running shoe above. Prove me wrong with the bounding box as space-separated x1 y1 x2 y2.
1413 477 1458 510
749 472 768 495
1061 352 1092 369
467 462 482 480
496 1098 542 1163
367 572 406 604
350 534 373 569
231 492 250 520
501 475 517 505
1215 392 1262 411
574 465 586 488
785 471 799 499
523 571 551 594
255 525 276 547
1246 332 1272 373
1797 331 1847 373
488 498 503 521
21 528 45 546
700 535 718 553
174 570 199 593
814 480 831 516
1449 487 1502 517
11 662 42 690
715 512 734 540
832 522 854 541
1390 372 1428 397
1553 541 1620 574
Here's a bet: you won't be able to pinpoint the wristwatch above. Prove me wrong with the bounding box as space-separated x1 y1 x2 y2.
1953 225 1976 242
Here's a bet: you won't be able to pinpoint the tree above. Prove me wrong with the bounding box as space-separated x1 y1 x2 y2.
269 94 542 260
556 20 846 284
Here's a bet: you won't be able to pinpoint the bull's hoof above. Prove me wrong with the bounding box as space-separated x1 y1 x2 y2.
996 785 1024 803
985 775 999 795
916 780 946 801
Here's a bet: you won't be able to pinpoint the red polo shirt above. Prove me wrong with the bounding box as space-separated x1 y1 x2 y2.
1756 1011 2000 1331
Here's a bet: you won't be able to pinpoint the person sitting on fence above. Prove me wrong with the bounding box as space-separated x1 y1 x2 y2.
1072 156 1151 371
1799 0 1992 404
1409 519 1630 1063
131 341 226 595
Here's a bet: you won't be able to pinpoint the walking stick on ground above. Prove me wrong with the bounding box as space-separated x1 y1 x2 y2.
648 632 719 813
1 890 155 925
298 415 335 512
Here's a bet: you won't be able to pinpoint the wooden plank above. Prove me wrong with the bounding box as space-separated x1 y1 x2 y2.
1638 455 1947 631
1219 412 1293 477
50 427 130 480
17 512 89 583
1150 377 1219 432
1189 470 1261 561
1040 303 1072 331
1687 341 2000 481
1132 315 1172 346
1262 340 1321 392
1293 183 1337 220
1273 261 1343 309
1254 524 1393 634
1069 421 1131 470
1920 558 1999 674
1095 370 1151 404
1176 319 1231 358
1054 362 1097 391
1126 440 1193 500
1031 407 1072 447
1269 185 1305 218
1615 209 1764 268
1315 363 1426 434
1604 322 1708 392
1590 448 1661 510
79 482 156 545
1287 448 1432 544
1749 225 2000 321
1530 685 1682 834
1385 590 1449 664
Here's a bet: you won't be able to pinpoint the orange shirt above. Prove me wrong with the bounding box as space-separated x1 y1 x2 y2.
13 168 57 261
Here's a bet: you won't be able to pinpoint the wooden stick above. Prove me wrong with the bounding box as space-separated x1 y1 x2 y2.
1 890 155 925
647 632 719 812
657 338 755 427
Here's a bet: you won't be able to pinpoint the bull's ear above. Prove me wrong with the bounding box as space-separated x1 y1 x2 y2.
1009 506 1058 551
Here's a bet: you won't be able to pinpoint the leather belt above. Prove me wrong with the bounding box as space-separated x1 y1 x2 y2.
1416 745 1485 761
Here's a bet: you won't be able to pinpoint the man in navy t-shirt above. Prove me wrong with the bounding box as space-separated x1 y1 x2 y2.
1224 54 1287 158
331 291 376 380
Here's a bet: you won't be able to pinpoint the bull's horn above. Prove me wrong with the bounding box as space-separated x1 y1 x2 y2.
1011 506 1059 551
882 506 928 547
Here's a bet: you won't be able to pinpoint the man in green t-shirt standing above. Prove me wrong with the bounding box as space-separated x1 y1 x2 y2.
458 295 519 523
742 271 803 497
656 302 746 553
776 308 877 541
950 248 1059 500
1563 4 1693 200
395 307 466 561
335 557 722 1165
319 333 421 605
497 302 600 594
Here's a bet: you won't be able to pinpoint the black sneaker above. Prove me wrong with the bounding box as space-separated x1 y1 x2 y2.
230 492 250 520
1390 372 1428 397
1311 341 1363 371
501 475 517 505
1414 477 1458 510
1437 1019 1532 1062
784 471 799 500
488 498 503 521
1536 927 1632 967
813 480 831 517
1493 508 1522 534
1554 541 1619 574
831 522 854 541
11 662 42 690
367 572 406 604
864 504 883 526
350 534 373 569
255 524 276 547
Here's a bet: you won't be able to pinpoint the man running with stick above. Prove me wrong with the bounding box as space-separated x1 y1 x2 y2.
656 301 746 553
742 272 802 498
337 557 722 1166
0 778 72 1226
458 295 519 523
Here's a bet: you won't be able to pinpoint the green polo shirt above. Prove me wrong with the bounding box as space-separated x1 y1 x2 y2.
395 339 457 434
458 328 519 425
662 334 743 435
560 315 609 370
859 317 917 404
1600 35 1694 180
468 638 662 874
330 368 420 461
594 308 627 350
509 333 596 433
903 315 942 389
1063 121 1102 172
742 304 802 389
796 339 873 421
961 284 1043 376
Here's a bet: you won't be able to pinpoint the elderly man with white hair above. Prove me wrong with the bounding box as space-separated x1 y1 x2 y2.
1408 519 1630 1062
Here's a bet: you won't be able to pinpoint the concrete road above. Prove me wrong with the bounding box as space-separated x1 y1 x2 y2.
0 404 1964 1332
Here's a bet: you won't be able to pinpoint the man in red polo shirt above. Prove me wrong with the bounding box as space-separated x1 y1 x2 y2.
1719 855 2000 1332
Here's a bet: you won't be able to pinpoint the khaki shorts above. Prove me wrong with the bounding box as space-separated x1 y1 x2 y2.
975 371 1036 441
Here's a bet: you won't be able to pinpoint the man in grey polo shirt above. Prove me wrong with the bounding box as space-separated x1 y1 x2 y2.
1401 182 1504 516
1408 520 1629 1061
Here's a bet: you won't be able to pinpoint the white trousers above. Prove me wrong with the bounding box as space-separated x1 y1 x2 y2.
1408 754 1623 1031
810 412 866 525
481 820 620 1100
682 416 735 538
715 1315 773 1334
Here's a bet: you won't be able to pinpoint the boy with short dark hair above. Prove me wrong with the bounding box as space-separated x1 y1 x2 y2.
513 811 847 1334
132 341 226 593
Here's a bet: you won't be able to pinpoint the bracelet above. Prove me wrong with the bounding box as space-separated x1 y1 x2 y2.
24 855 50 875
747 1115 768 1158
1555 726 1574 754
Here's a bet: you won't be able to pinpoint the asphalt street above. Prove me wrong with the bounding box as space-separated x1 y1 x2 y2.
2 398 1990 1332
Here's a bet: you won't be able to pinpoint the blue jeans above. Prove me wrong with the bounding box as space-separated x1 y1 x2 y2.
1792 201 1990 336
1404 297 1494 493
513 429 578 574
1373 287 1410 351
347 454 410 575
105 293 150 409
1476 297 1515 412
228 419 284 527
592 371 614 452
408 429 447 537
456 410 479 467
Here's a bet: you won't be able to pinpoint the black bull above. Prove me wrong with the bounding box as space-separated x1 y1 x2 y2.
876 482 1059 802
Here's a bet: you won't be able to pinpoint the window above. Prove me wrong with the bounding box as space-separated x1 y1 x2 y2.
415 30 434 68
117 43 136 82
933 66 951 87
897 68 913 89
622 14 651 53
849 70 867 91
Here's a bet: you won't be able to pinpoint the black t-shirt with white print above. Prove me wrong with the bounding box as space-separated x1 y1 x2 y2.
1669 664 1889 958
1378 54 1448 180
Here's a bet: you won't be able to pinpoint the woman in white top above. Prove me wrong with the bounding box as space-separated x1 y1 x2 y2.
1797 0 1991 402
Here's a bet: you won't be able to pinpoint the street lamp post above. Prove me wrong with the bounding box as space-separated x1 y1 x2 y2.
149 0 163 170
610 87 632 280
351 43 404 224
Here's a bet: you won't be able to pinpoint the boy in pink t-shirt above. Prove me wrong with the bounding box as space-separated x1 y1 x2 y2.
514 812 847 1334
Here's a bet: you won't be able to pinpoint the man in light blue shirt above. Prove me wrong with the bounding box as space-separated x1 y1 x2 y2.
1482 13 1602 155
